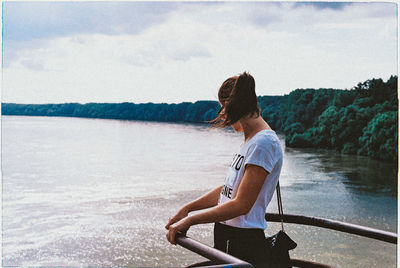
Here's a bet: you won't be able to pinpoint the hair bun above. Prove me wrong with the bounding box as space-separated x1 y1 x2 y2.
234 71 255 97
212 71 259 127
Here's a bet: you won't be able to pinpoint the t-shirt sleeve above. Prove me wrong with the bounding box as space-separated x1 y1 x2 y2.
244 141 278 173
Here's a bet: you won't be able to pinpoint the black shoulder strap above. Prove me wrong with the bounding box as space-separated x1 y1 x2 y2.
276 181 285 232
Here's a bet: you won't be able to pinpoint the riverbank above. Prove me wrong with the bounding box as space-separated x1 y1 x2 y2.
2 76 398 163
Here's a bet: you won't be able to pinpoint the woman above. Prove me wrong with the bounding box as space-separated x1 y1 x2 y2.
165 72 283 267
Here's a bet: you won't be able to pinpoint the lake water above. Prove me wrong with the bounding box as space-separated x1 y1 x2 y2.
2 116 397 267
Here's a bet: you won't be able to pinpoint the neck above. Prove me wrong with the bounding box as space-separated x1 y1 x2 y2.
240 116 271 142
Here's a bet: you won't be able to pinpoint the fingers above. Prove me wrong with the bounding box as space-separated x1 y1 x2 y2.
166 224 184 245
166 208 189 230
166 227 177 245
165 215 183 230
165 217 175 230
166 215 192 245
165 218 172 229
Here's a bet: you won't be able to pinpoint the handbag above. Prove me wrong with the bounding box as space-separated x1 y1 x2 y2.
265 181 297 268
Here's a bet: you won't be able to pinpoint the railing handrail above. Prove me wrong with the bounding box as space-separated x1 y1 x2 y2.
265 213 397 244
173 214 396 268
175 233 334 268
175 233 253 268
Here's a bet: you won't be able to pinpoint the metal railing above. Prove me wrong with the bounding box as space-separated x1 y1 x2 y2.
175 233 253 268
265 213 397 244
174 213 397 268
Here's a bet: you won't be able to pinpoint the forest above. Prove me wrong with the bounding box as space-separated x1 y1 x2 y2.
2 76 398 163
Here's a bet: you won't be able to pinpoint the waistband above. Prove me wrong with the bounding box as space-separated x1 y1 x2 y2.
215 222 265 237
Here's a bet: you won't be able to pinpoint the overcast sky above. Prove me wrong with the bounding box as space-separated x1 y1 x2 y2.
2 1 398 104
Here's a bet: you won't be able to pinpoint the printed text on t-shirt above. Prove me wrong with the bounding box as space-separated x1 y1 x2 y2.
231 154 244 171
221 184 233 198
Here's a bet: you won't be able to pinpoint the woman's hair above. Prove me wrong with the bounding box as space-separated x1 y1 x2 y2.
211 71 260 127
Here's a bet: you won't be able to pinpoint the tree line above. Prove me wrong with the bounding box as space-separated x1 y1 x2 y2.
2 75 397 163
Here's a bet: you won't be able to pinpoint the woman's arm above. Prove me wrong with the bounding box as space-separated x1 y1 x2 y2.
166 164 268 244
186 185 223 212
165 185 223 230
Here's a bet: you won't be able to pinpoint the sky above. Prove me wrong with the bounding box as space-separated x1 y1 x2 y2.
2 1 398 104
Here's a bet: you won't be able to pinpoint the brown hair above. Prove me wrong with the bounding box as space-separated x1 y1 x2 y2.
212 72 260 127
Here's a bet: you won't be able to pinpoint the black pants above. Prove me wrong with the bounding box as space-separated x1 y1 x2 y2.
188 223 291 268
189 223 272 268
213 222 272 268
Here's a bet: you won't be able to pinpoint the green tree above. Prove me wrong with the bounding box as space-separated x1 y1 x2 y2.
358 111 398 162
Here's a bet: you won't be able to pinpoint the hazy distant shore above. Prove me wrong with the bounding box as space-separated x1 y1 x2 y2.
2 76 398 163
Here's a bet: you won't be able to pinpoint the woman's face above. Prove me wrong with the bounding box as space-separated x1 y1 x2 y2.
219 104 243 132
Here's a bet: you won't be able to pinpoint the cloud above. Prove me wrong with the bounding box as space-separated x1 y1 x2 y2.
2 2 397 104
246 2 283 27
293 2 353 10
3 2 178 67
170 47 211 62
20 59 46 71
3 2 177 42
364 2 398 18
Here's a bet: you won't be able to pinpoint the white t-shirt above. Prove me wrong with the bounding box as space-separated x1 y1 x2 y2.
218 129 283 230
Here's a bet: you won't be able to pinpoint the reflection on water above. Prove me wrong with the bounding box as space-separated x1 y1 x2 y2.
2 116 397 267
285 147 397 196
305 149 396 195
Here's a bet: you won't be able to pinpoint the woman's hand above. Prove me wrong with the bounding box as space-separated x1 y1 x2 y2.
165 217 192 245
165 206 189 230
